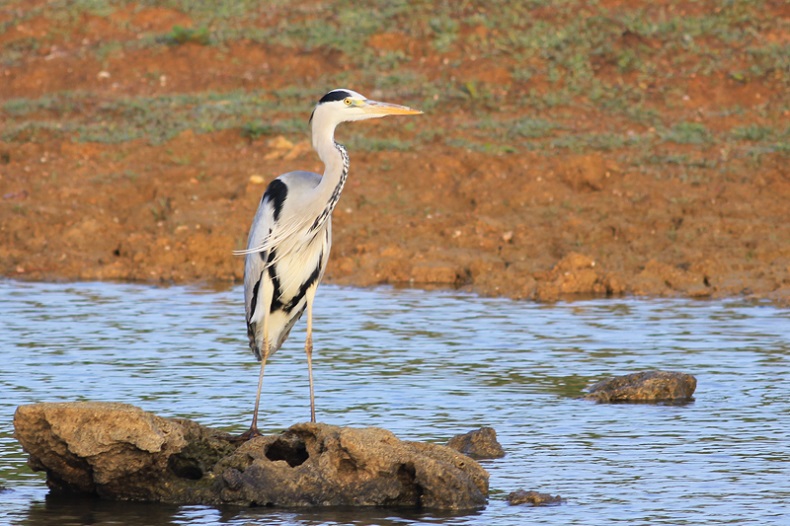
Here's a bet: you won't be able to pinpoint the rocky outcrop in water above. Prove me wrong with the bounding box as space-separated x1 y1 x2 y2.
584 370 697 402
507 489 563 506
13 402 488 510
446 427 505 459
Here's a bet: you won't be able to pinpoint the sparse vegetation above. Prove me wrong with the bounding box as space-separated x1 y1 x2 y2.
661 122 712 145
0 0 786 191
159 25 211 46
241 121 272 142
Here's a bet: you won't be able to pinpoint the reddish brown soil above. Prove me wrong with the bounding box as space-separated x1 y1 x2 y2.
1 4 788 304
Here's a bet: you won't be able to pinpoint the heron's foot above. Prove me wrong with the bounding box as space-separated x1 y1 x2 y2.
233 426 263 443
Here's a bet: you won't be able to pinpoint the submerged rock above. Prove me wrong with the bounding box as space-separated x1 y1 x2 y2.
584 370 697 402
507 489 563 506
13 402 488 510
446 427 505 459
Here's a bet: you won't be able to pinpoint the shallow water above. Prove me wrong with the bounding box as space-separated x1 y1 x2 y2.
1 280 789 525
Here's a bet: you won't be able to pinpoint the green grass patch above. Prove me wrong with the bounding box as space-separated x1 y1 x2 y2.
661 122 712 145
0 90 316 144
347 137 415 152
240 121 273 141
730 124 774 142
158 25 212 46
0 0 786 169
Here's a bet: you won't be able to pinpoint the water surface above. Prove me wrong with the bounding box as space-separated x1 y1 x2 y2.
1 281 788 525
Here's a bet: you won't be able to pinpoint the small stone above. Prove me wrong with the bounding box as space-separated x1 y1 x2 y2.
248 174 265 185
267 136 294 150
584 370 697 403
282 141 312 161
507 489 563 506
446 427 505 459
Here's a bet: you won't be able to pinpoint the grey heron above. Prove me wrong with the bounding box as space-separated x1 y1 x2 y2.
234 89 422 437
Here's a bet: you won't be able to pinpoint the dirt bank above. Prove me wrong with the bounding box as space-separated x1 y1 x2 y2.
1 1 788 304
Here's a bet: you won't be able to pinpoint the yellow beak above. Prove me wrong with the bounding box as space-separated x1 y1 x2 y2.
362 100 423 116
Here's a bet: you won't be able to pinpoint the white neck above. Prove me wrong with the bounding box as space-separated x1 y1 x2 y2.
312 113 345 187
307 108 350 232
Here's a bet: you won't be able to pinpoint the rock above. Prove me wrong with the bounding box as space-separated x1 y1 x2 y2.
507 489 563 506
446 427 505 459
584 371 697 402
13 402 488 510
13 402 226 498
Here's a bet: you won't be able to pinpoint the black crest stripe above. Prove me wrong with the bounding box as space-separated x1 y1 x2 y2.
318 89 353 104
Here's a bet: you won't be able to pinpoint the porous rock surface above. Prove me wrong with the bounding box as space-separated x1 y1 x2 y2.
446 427 505 459
13 402 488 509
584 370 697 402
507 489 564 506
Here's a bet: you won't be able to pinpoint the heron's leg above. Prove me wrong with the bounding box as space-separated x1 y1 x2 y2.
248 341 269 436
305 286 317 423
244 307 271 439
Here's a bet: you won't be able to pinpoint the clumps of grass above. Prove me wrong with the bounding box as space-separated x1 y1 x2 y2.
241 121 273 141
91 170 140 184
730 124 773 142
150 197 172 223
661 122 712 145
642 153 718 169
1 122 66 142
2 92 85 116
0 87 330 145
2 90 273 144
159 25 211 46
445 137 517 155
347 137 415 152
462 116 563 145
429 16 459 53
511 117 563 139
551 132 638 152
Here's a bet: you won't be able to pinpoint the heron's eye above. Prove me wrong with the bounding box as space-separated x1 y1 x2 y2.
344 98 352 106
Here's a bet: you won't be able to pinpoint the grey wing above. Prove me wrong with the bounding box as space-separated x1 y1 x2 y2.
242 177 289 355
243 198 273 326
241 172 323 356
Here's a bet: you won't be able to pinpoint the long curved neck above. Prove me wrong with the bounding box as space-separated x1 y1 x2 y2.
309 113 350 233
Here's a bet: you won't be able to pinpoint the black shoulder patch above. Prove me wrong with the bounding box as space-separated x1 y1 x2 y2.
263 178 288 221
318 89 352 104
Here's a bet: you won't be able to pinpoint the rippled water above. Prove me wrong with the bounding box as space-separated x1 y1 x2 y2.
1 280 788 525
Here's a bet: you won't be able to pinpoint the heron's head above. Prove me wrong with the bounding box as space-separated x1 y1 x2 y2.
309 89 422 129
